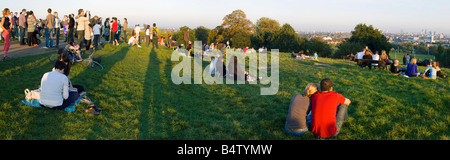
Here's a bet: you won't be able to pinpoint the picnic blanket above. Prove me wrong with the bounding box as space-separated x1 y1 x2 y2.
21 95 84 113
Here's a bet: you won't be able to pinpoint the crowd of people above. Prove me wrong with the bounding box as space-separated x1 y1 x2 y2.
291 50 319 61
0 7 140 60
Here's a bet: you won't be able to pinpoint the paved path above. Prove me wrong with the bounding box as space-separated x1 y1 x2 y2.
0 39 65 61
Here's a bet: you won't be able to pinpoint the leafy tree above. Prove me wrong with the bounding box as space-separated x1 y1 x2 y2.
268 23 300 52
222 10 254 46
195 26 209 44
255 17 281 33
347 23 392 54
334 41 365 58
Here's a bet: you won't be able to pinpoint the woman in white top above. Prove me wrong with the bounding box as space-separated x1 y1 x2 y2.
39 61 80 110
54 12 61 47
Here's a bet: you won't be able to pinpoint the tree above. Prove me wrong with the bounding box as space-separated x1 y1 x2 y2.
347 23 392 54
255 17 281 33
195 26 209 44
334 41 365 58
222 10 254 45
268 23 301 52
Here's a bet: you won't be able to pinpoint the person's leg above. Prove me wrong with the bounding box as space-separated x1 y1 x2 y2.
334 104 349 137
45 28 50 48
123 30 127 42
55 28 60 47
48 92 80 110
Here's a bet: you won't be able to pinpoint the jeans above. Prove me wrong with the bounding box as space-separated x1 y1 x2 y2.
19 27 26 45
123 30 127 41
54 28 60 47
40 92 80 110
45 28 54 48
333 104 349 138
68 27 74 42
285 114 311 136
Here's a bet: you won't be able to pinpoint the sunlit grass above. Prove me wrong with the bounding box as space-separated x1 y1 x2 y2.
0 44 448 140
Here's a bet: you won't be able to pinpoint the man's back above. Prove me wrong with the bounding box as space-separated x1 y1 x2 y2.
39 71 69 107
310 91 346 138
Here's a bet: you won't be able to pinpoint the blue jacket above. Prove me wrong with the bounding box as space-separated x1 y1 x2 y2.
406 63 419 76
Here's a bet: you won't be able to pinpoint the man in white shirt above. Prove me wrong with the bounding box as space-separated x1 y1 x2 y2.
372 52 380 66
39 61 80 110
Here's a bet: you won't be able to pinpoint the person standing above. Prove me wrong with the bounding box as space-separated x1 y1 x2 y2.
122 18 128 41
62 15 69 42
54 12 60 48
184 28 190 49
310 78 351 139
68 14 75 43
145 25 151 47
18 9 27 45
44 8 55 49
11 12 18 41
151 23 159 49
83 11 92 53
93 21 101 49
26 11 37 47
1 8 12 60
103 18 110 42
111 17 119 46
75 9 86 48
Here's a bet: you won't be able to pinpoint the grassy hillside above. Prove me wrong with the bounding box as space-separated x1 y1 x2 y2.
0 44 448 140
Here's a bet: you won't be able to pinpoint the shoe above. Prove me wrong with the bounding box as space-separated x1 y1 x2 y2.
85 107 100 115
88 104 102 112
42 47 48 49
76 59 83 62
34 44 39 46
138 45 141 48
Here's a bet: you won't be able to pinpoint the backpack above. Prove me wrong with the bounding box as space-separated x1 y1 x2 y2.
152 27 158 37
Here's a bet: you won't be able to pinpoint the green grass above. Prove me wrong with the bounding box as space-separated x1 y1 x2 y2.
0 44 448 140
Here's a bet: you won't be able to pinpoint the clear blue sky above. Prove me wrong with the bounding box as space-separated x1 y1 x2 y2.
3 0 449 34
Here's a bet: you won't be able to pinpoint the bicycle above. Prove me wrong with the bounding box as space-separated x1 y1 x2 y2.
49 48 103 71
82 48 104 71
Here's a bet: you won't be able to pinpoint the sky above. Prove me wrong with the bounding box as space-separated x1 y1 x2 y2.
2 0 449 34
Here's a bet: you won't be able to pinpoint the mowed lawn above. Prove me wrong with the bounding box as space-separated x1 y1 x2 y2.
0 44 448 140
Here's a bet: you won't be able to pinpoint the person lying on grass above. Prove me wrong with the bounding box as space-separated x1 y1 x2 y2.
285 83 319 136
310 78 351 139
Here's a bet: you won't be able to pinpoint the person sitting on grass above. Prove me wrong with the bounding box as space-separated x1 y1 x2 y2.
128 34 141 48
422 61 437 80
60 51 101 115
310 78 351 139
435 61 447 79
227 55 261 82
64 40 83 62
285 83 319 136
406 58 420 77
39 61 80 111
390 60 405 75
362 50 373 69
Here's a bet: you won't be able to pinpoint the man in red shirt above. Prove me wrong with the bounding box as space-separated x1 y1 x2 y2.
310 78 351 139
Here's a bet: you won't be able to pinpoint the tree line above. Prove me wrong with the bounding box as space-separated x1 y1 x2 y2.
168 10 449 67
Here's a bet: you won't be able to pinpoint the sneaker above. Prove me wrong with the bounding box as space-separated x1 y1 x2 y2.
76 59 83 62
88 104 102 112
138 45 141 48
42 47 48 49
85 107 100 115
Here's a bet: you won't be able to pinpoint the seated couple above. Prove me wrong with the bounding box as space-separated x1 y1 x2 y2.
285 78 351 139
39 58 101 115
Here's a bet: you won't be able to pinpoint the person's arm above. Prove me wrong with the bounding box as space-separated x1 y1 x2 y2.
62 77 69 100
344 98 351 106
0 17 5 31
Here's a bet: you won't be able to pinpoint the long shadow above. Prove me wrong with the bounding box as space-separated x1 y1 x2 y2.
138 48 161 139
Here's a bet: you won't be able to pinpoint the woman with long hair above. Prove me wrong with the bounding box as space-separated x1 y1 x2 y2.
1 8 11 60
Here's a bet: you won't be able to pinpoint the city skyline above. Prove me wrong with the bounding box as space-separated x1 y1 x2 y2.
2 0 449 35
